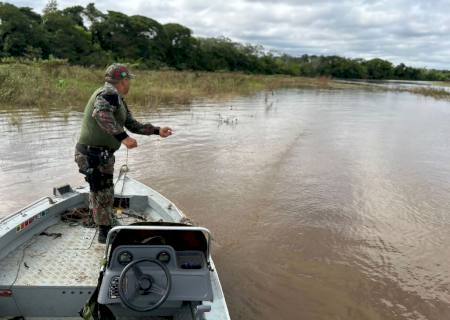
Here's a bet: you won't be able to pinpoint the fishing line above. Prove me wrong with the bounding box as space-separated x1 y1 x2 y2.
114 148 130 216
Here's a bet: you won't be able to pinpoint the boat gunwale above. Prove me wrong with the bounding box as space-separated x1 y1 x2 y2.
0 177 231 320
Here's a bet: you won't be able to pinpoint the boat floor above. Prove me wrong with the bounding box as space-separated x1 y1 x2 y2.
0 214 141 288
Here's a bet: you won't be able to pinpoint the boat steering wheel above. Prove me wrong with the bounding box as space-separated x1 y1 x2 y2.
118 258 172 312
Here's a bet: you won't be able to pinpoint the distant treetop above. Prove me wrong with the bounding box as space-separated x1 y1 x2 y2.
0 1 448 80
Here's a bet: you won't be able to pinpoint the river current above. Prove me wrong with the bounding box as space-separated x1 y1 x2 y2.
1 88 449 319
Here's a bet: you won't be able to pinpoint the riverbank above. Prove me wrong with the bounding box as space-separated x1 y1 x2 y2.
1 62 449 112
0 61 361 111
404 87 450 100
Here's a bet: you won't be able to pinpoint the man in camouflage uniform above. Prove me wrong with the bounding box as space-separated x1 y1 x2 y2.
75 63 172 243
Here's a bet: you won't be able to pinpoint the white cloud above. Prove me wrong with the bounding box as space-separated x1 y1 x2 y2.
9 0 450 69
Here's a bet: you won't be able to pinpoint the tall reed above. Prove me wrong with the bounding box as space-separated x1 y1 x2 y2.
0 61 346 111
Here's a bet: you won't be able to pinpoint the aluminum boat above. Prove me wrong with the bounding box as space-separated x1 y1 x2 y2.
0 176 230 320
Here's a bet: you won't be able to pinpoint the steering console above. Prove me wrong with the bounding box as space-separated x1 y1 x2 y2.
118 258 172 312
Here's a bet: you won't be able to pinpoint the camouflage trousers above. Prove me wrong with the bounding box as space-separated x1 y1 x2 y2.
74 149 115 226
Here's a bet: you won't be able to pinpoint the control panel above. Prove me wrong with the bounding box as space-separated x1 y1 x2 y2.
99 244 213 305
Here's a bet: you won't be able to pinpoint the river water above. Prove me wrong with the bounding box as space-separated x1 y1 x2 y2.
1 88 449 320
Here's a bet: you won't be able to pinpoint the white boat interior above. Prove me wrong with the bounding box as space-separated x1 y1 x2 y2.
0 177 230 320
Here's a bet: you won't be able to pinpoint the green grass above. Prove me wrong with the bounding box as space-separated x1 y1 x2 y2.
1 61 448 113
405 87 450 100
0 61 356 111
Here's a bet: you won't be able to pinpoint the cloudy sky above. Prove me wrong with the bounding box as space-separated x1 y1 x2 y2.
11 0 450 69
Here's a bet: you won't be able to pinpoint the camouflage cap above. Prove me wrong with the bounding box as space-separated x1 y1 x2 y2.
104 63 135 83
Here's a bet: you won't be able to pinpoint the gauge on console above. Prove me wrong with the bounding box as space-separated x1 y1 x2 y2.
157 251 170 263
118 251 133 265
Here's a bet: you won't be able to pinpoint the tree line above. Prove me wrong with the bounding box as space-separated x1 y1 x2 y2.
1 1 449 81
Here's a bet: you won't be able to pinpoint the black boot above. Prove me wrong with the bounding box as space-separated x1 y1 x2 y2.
98 225 111 244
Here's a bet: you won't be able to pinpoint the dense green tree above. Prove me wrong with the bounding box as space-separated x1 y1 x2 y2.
62 5 86 29
394 63 423 80
0 2 448 80
364 58 394 79
164 23 195 69
131 15 168 62
43 9 94 63
91 11 167 64
0 2 46 57
84 2 104 25
193 37 233 71
191 37 279 73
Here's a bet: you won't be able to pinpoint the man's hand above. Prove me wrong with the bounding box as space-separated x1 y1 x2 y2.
122 137 137 149
159 127 173 138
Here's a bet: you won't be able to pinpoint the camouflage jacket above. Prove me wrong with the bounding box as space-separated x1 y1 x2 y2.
93 82 159 139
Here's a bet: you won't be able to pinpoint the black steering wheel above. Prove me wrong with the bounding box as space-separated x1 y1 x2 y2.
118 258 172 312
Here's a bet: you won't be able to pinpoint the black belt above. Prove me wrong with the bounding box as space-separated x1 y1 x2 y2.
76 143 115 155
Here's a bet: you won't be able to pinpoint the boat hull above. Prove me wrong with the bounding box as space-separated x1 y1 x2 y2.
0 177 230 319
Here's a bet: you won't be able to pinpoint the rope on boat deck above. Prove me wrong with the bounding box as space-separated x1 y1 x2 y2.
7 237 38 291
61 207 94 227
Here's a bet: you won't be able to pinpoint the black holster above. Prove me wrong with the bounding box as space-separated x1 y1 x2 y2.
77 145 114 192
84 168 113 193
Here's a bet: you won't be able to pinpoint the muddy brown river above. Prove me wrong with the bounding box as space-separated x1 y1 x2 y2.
1 88 449 319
